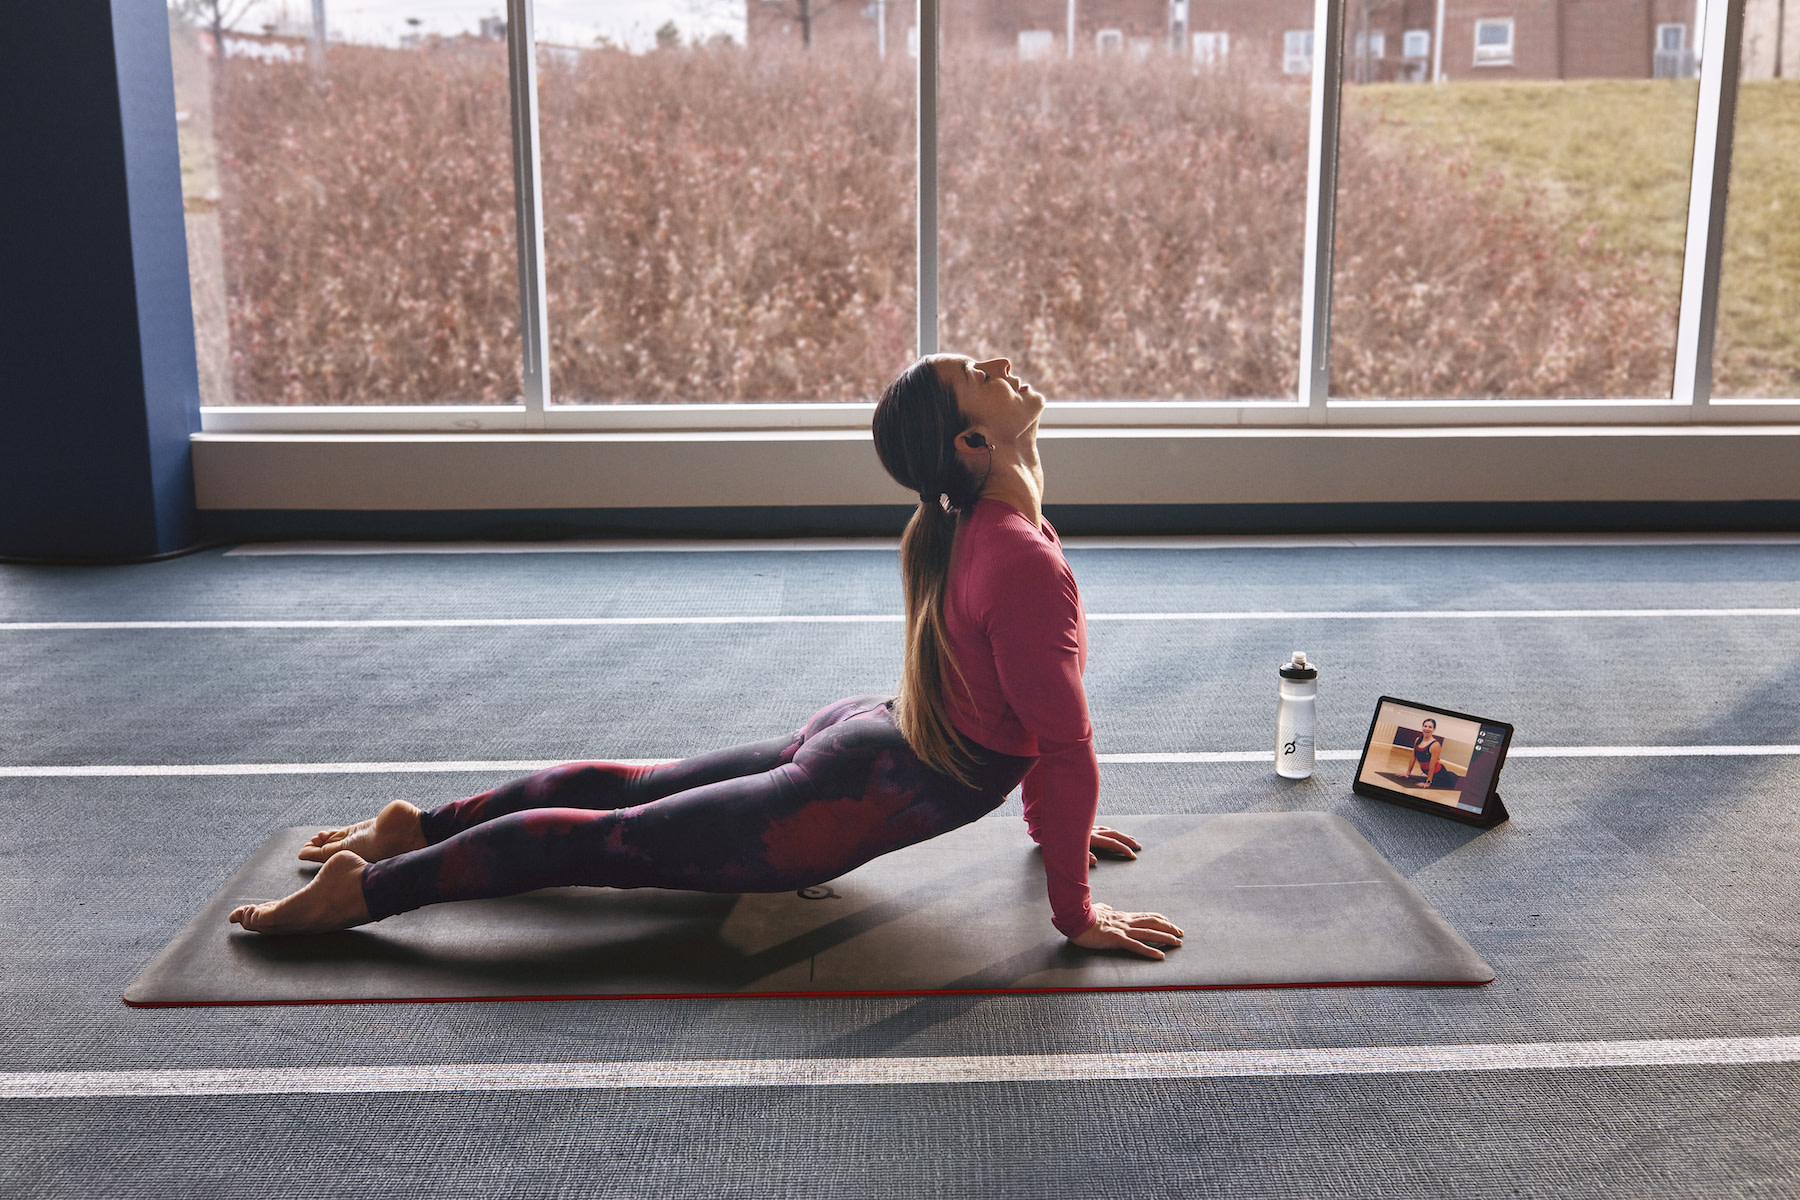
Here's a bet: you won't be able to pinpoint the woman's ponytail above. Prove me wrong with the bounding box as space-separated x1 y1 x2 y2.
872 359 985 785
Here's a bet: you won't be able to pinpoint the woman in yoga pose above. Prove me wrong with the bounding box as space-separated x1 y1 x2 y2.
1405 718 1458 789
229 355 1183 960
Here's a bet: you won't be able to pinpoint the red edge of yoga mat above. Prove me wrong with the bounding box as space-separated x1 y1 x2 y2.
124 977 1494 1009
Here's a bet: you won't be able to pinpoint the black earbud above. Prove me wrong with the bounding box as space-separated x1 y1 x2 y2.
962 433 988 450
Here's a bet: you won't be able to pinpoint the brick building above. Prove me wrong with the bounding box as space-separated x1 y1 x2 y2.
746 0 1723 84
746 0 1346 77
1435 0 1702 81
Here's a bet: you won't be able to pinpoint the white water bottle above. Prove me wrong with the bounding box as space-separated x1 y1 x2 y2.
1276 651 1317 779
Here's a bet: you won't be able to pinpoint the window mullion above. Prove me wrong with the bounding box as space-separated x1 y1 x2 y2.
506 0 551 426
916 0 940 357
1672 0 1747 413
1297 0 1347 420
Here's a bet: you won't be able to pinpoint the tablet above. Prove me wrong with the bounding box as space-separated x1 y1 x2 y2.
1352 697 1512 828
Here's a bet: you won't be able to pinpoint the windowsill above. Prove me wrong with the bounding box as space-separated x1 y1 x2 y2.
197 397 1800 434
190 423 1800 513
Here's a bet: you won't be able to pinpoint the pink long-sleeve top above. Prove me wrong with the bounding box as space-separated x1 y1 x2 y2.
942 497 1098 938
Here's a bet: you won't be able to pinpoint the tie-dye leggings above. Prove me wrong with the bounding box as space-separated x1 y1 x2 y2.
360 696 1035 921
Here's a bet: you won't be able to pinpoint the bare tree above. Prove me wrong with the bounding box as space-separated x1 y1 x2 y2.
172 0 262 46
761 0 859 48
1778 0 1788 78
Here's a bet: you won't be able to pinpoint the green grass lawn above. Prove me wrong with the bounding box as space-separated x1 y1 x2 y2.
1346 78 1800 396
1714 80 1800 394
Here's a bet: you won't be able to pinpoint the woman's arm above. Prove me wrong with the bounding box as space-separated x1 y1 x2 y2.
976 536 1098 939
968 523 1180 958
1019 744 1099 938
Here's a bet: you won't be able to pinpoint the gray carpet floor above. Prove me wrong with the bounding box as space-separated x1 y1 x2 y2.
2 540 1797 1197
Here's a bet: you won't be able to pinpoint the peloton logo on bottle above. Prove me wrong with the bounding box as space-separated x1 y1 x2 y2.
1282 739 1298 757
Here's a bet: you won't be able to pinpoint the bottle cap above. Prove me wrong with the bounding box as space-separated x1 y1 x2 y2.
1279 650 1317 679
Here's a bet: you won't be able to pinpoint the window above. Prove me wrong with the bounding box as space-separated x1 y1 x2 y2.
1192 31 1229 66
1284 29 1314 75
1332 12 1700 398
1349 29 1387 82
1655 24 1696 78
1711 44 1800 397
168 10 523 406
175 0 1795 426
537 1 916 403
941 15 1311 399
1473 18 1513 66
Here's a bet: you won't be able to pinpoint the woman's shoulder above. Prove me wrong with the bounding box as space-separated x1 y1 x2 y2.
959 501 1077 609
966 499 1064 562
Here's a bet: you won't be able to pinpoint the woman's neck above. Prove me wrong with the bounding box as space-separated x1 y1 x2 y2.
980 426 1045 531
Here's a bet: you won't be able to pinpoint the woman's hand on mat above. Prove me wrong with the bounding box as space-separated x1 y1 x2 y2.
1070 903 1184 960
1087 825 1141 867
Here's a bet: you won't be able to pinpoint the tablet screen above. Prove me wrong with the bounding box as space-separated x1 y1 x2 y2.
1355 698 1511 816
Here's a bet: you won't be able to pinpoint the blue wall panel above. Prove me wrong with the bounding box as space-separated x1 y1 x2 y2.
0 0 200 559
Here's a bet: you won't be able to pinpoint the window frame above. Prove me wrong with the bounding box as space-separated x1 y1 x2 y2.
1192 30 1229 65
196 0 1797 437
1015 29 1056 59
1283 28 1315 75
1472 17 1515 66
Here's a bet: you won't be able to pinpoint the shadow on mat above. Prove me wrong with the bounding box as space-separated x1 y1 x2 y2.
231 855 1014 992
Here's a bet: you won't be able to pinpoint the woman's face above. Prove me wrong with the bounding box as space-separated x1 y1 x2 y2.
1422 720 1436 736
932 354 1043 442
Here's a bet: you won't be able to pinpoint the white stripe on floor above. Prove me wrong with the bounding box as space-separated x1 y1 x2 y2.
226 538 902 556
1088 608 1800 621
0 615 903 631
1103 746 1800 764
1504 744 1800 758
5 745 1797 778
4 1036 1798 1099
0 759 644 778
224 532 1800 556
4 608 1798 631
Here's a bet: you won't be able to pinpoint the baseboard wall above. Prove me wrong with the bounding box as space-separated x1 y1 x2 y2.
196 500 1800 544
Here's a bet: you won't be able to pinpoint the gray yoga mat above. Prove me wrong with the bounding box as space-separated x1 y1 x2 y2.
124 812 1492 1005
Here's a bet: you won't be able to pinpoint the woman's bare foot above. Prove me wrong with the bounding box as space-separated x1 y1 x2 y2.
229 851 372 934
299 800 427 864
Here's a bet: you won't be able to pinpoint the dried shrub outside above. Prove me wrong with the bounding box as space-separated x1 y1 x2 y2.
213 44 523 404
538 48 916 402
202 42 1696 404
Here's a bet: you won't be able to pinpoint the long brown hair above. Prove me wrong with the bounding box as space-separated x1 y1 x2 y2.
872 357 986 784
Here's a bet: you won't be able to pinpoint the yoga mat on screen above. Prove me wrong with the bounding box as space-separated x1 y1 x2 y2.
124 812 1492 1006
